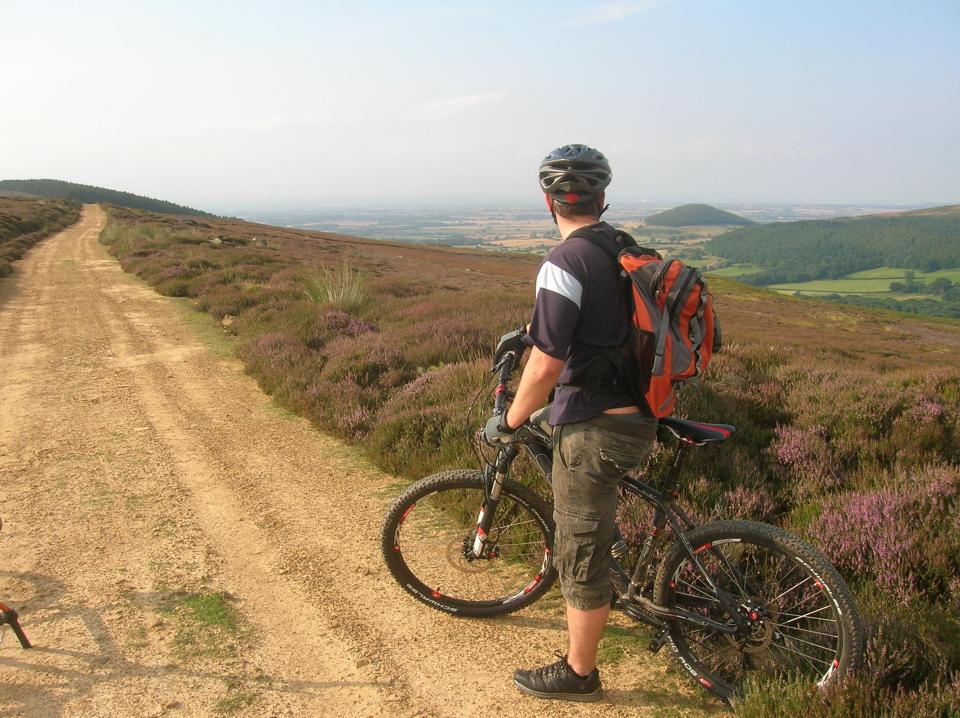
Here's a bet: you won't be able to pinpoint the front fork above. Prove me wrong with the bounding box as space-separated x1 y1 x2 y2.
471 447 516 557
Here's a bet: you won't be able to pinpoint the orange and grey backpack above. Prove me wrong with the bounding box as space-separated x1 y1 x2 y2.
569 226 722 418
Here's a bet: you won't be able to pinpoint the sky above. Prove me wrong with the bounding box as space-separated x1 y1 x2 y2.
2 0 958 214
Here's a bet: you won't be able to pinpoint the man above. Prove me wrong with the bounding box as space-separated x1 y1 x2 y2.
484 144 658 701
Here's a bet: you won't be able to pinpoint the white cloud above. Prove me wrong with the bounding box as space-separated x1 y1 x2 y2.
414 91 507 118
563 1 669 27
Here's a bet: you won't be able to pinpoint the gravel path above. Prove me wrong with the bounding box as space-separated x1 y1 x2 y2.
0 205 720 717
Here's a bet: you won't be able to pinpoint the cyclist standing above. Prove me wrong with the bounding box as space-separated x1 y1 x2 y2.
483 144 657 701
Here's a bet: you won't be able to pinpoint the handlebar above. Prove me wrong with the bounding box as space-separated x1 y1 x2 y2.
490 327 527 416
492 351 517 416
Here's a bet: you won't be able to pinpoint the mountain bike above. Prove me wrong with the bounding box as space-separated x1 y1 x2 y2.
380 330 864 702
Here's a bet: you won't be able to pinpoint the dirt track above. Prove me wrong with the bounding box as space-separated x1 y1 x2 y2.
0 206 720 717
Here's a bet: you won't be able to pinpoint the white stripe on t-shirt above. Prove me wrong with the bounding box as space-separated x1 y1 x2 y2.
535 261 583 308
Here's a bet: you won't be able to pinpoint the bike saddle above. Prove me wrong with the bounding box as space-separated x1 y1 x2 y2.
659 418 735 445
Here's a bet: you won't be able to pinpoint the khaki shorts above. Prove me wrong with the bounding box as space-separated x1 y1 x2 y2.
551 413 657 610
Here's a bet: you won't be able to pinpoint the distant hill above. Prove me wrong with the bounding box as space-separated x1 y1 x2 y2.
880 204 960 218
0 179 213 217
645 203 754 227
706 206 960 283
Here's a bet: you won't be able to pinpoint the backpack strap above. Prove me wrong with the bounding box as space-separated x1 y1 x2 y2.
566 225 637 266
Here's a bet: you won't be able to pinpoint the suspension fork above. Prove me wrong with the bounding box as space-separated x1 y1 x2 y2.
472 446 518 556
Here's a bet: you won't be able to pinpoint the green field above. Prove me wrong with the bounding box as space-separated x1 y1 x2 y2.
705 263 766 278
766 266 960 296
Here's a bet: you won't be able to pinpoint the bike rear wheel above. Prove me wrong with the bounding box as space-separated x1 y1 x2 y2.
380 469 556 617
654 520 863 702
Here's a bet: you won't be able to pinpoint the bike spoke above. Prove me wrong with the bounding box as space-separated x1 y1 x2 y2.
776 588 826 617
767 575 813 606
769 638 833 671
677 578 720 602
771 628 836 654
778 604 833 625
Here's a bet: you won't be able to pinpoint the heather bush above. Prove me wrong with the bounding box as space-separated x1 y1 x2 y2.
320 332 414 389
364 361 487 476
734 671 960 718
770 423 843 499
808 463 960 603
0 197 80 273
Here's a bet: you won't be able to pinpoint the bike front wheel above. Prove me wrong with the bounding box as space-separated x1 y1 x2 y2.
380 469 556 617
654 520 864 703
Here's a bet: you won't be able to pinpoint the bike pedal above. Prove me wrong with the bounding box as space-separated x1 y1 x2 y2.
647 630 668 654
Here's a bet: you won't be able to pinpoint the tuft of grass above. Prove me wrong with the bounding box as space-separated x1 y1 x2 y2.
162 590 240 659
214 691 257 714
300 261 366 311
178 592 237 629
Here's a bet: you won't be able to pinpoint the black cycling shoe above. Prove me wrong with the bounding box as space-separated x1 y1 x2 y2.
514 652 602 702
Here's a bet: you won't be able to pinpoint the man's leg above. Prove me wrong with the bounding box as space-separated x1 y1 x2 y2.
566 603 610 676
514 416 656 700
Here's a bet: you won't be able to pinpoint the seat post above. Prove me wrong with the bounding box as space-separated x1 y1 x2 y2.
662 440 687 494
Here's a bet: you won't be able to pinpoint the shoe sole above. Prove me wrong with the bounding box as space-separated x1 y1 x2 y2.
514 679 602 702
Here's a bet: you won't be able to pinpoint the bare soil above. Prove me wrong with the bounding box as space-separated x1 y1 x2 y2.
0 206 721 717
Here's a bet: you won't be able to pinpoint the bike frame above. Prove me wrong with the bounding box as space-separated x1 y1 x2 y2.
477 350 749 638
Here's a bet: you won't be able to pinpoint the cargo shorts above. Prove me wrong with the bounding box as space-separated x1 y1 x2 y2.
551 413 657 610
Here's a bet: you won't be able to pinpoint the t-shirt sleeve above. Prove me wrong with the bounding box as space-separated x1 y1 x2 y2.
527 251 584 360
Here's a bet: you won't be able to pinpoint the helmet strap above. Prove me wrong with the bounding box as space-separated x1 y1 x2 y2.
598 201 610 217
544 194 558 224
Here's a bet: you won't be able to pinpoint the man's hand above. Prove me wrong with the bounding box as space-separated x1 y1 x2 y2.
482 414 516 446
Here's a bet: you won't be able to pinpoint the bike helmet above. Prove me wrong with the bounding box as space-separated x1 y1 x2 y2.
538 144 612 205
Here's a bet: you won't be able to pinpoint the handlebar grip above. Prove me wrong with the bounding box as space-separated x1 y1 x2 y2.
493 352 516 415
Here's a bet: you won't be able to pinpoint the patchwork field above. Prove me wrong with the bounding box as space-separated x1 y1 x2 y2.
767 267 960 296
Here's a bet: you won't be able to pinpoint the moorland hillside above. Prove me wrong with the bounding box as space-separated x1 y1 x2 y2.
0 179 212 217
0 195 80 276
89 202 960 715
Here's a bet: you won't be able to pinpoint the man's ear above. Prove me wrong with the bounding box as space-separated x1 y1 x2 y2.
544 194 553 212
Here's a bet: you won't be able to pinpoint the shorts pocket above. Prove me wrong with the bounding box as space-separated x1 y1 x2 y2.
598 446 646 473
556 424 584 470
555 512 601 583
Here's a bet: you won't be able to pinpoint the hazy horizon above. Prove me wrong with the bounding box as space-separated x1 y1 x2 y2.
3 1 958 213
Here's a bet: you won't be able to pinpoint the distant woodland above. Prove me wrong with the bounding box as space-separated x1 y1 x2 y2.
707 214 960 283
0 179 212 217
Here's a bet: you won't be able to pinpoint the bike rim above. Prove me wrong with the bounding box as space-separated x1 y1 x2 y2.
391 485 551 610
667 537 845 694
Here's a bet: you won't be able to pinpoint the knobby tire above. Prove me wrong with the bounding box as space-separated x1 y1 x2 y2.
380 469 557 618
653 520 864 702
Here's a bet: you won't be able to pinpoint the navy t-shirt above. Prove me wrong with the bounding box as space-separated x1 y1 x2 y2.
527 222 643 425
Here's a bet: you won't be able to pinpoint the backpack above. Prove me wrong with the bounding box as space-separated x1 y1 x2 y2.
568 226 722 418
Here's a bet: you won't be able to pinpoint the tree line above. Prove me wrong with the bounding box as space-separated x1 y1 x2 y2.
706 214 960 284
0 179 212 217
